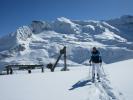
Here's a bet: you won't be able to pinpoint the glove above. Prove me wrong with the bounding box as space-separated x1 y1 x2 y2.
89 60 91 66
89 61 91 66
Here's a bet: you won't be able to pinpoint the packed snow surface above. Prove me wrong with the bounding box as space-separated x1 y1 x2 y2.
105 59 133 100
1 59 133 100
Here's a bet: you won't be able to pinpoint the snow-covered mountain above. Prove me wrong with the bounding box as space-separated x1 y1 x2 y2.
0 16 133 70
107 15 133 42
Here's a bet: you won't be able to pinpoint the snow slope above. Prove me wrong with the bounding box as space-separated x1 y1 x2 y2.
105 59 133 100
1 59 133 100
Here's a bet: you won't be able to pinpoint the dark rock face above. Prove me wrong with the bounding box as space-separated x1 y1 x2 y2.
31 21 51 34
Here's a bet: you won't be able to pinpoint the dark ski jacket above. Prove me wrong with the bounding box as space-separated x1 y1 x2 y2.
89 50 102 63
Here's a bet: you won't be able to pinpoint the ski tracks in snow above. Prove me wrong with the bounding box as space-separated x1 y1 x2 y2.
87 76 125 100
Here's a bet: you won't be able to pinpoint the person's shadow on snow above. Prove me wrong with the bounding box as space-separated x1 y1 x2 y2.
69 79 92 90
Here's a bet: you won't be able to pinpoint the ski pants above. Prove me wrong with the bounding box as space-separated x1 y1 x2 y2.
92 63 103 79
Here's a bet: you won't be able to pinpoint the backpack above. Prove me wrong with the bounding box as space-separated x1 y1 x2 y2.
90 50 102 63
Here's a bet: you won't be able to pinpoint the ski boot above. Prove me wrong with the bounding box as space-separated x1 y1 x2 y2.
97 73 101 82
92 74 95 83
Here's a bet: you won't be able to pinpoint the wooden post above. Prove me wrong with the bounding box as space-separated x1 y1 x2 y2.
52 54 62 72
64 46 67 71
6 67 9 75
10 68 13 74
41 67 44 72
28 70 31 74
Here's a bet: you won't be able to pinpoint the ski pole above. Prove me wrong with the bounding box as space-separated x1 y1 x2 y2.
89 63 92 78
100 64 106 76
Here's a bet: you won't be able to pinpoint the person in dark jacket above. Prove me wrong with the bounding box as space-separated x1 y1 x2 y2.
89 47 102 83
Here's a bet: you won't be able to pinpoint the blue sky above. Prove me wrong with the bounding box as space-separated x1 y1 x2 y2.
0 0 133 36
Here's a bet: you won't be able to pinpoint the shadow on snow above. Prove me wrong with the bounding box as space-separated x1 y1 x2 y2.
69 79 92 90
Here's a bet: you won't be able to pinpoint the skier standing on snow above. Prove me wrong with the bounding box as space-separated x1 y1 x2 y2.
89 47 102 83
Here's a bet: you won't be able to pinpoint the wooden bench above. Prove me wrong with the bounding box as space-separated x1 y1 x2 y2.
5 64 44 74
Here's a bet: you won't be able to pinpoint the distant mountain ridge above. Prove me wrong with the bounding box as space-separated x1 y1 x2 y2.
0 15 133 70
107 15 133 41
